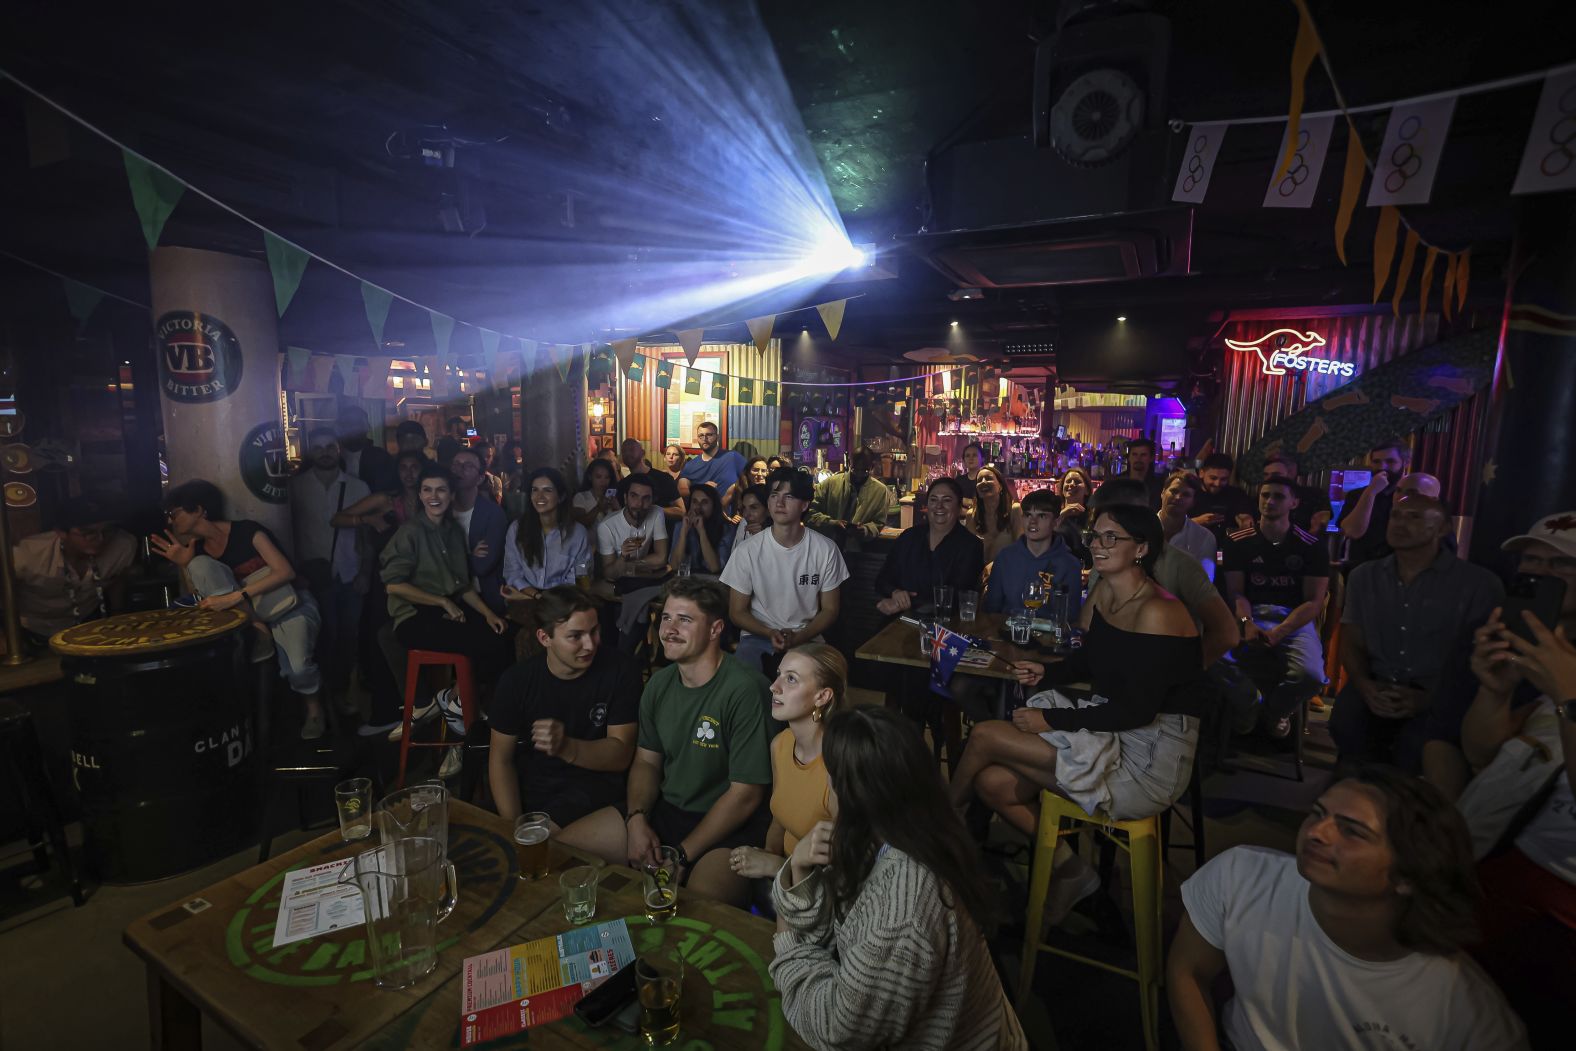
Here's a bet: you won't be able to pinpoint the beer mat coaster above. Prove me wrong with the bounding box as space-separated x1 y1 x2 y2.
148 905 194 931
598 872 630 894
183 898 212 915
298 1018 350 1051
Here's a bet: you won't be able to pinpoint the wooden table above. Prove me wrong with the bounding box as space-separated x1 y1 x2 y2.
0 652 62 694
125 800 807 1051
855 612 1074 722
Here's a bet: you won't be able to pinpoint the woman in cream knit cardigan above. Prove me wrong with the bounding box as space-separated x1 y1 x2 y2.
768 707 1027 1050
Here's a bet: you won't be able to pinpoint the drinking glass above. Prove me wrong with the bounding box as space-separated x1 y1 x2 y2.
932 584 955 620
1009 611 1032 645
636 947 685 1046
643 846 680 923
1022 580 1047 619
335 777 373 841
958 589 979 623
676 558 692 578
514 812 551 881
560 866 599 925
575 559 592 590
917 621 937 658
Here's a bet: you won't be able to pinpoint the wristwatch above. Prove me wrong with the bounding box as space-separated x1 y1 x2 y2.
676 845 692 869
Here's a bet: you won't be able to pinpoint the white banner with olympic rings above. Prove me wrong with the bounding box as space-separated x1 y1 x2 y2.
1366 97 1456 207
1263 114 1336 208
1171 122 1229 204
1513 68 1576 196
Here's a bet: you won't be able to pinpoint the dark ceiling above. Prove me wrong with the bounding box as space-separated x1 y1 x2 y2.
0 0 1571 377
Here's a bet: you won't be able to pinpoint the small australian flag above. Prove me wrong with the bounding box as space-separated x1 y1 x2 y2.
929 624 979 698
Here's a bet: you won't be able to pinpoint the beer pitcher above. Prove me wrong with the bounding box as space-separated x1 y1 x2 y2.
337 835 458 989
375 782 449 860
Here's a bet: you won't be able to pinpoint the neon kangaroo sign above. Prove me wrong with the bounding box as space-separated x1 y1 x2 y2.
1224 328 1354 378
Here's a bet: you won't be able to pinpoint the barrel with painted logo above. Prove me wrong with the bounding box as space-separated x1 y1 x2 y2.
150 246 290 540
51 608 257 883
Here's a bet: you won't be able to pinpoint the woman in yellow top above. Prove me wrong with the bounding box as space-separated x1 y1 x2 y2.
729 643 844 876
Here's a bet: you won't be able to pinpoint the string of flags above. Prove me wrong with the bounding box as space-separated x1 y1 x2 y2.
1171 0 1576 318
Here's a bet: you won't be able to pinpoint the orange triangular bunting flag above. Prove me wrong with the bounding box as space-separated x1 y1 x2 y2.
1275 0 1325 186
676 328 704 367
745 315 775 355
610 338 638 374
1441 252 1459 321
816 299 847 341
1454 249 1471 314
1391 230 1420 317
1417 247 1439 320
1372 206 1401 304
1335 123 1366 266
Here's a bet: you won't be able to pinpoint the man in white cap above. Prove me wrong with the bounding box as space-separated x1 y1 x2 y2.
1422 509 1576 1046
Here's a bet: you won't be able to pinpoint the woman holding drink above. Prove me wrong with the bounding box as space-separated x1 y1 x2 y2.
768 706 1027 1050
728 644 844 891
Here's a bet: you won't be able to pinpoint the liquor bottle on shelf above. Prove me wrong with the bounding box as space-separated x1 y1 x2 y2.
1089 444 1105 479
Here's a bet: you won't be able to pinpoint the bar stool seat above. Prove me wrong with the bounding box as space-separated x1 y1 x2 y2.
396 650 478 789
0 698 85 906
1018 790 1163 1051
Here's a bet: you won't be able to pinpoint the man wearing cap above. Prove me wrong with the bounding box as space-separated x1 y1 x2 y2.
11 499 137 643
1330 493 1502 772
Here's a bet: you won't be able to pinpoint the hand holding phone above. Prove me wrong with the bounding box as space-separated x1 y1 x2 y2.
1501 574 1566 644
573 964 637 1027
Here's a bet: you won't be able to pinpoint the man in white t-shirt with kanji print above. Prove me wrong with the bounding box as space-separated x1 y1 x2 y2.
1168 765 1526 1051
719 467 847 684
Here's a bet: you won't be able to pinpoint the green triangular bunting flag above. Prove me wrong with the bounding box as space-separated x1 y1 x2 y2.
480 328 501 372
654 360 673 389
518 339 538 374
710 373 728 399
550 343 571 382
263 232 310 317
736 377 755 404
62 279 104 332
332 355 357 394
684 367 702 396
431 312 455 361
763 381 779 407
122 150 185 251
626 353 645 383
361 283 393 349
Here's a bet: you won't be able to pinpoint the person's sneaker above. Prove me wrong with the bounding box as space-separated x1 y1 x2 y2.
386 699 440 741
1043 863 1102 928
436 744 463 780
436 687 474 734
1308 695 1329 713
1268 713 1294 739
300 712 325 741
170 593 201 609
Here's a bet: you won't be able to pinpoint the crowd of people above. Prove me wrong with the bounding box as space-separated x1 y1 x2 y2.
11 410 1573 1049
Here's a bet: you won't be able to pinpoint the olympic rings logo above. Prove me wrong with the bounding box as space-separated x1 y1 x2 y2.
1182 133 1210 194
1276 128 1313 197
1382 114 1429 194
1539 84 1576 178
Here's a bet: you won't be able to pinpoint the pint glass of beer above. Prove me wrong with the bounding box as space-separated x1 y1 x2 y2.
514 812 551 880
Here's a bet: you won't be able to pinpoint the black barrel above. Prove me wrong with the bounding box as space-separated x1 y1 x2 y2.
59 626 258 883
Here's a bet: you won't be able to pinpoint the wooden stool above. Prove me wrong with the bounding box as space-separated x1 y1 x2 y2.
1018 791 1162 1051
396 650 478 789
0 698 84 906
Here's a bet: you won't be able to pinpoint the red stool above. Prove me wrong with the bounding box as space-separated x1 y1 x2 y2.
396 650 479 789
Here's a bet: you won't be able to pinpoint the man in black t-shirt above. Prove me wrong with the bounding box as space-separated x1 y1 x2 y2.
1336 441 1408 571
621 438 682 521
1222 477 1331 737
1263 453 1333 534
487 587 640 828
1193 452 1257 543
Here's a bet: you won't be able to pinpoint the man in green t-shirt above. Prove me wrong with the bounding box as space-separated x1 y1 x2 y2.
559 577 772 905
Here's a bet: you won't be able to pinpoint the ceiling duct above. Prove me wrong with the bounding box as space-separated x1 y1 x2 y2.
913 2 1181 287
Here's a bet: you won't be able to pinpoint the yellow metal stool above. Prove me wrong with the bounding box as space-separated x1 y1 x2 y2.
1017 790 1164 1051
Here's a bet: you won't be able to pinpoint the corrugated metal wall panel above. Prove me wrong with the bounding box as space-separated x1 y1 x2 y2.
1217 310 1485 513
615 341 780 456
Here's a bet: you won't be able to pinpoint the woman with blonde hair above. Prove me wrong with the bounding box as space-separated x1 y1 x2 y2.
730 642 845 881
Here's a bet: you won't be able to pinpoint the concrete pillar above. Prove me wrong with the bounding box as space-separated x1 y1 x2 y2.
1469 195 1576 563
149 247 290 539
519 355 585 482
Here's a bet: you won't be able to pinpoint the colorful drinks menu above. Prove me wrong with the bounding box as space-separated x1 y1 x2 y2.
459 918 635 1046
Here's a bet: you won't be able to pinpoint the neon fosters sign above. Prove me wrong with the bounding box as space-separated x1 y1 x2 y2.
1224 328 1354 378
